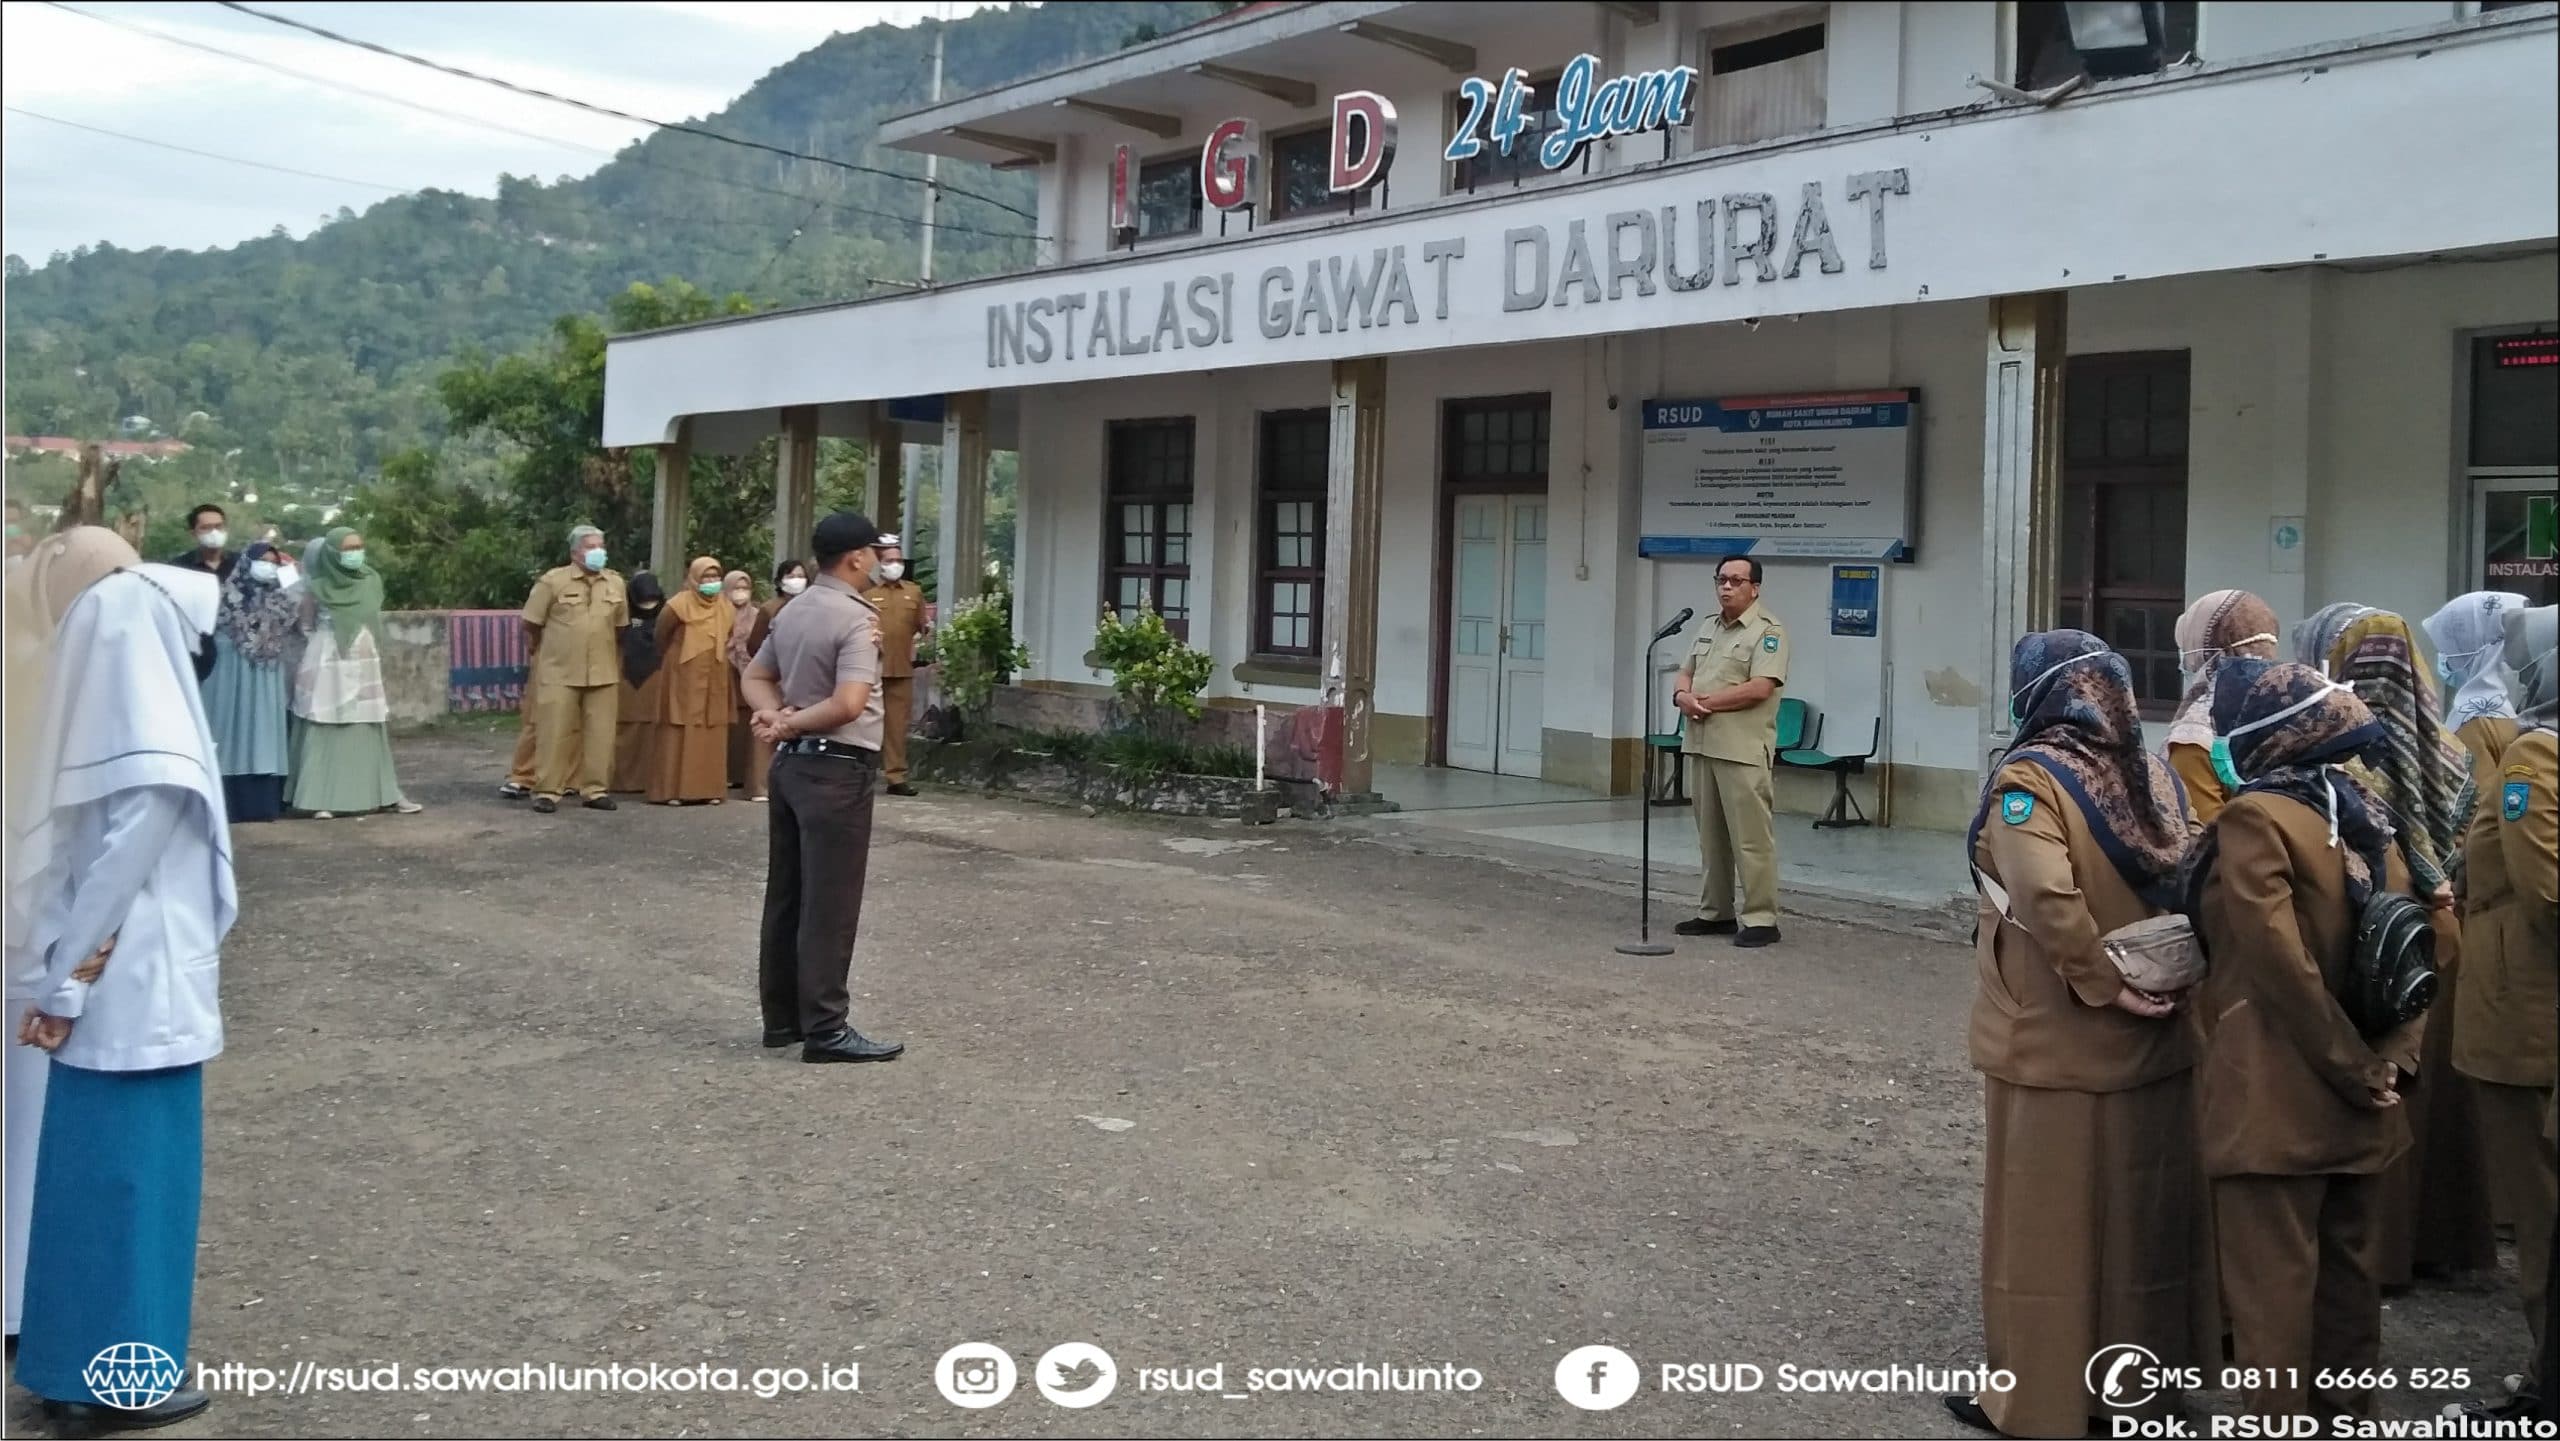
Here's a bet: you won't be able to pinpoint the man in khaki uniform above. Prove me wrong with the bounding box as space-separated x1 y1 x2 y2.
519 523 628 814
861 532 929 797
1673 555 1790 947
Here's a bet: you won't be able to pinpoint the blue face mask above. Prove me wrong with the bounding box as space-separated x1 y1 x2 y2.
583 547 607 572
2436 654 2457 689
339 548 366 570
2209 736 2243 792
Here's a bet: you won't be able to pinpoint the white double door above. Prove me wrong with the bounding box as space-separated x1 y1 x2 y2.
1446 494 1548 777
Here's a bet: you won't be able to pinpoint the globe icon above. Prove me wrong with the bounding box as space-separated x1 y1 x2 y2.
82 1341 183 1410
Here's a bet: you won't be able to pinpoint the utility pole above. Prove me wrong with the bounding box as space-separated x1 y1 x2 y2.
906 11 947 562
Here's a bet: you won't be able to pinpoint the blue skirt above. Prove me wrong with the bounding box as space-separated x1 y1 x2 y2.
13 1062 204 1406
223 774 285 824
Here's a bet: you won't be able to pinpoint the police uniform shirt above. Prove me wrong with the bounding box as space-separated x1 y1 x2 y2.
752 573 885 750
1682 600 1791 763
521 564 628 689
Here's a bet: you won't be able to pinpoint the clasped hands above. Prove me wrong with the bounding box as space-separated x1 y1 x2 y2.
15 935 112 1052
749 706 803 745
1673 690 1717 720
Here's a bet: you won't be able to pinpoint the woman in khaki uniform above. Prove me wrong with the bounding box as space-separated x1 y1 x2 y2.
1950 630 2213 1438
2163 589 2282 826
646 556 735 805
611 573 665 794
2187 659 2424 1423
2296 604 2495 1287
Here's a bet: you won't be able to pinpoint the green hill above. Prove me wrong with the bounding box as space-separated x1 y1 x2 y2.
2 0 1228 500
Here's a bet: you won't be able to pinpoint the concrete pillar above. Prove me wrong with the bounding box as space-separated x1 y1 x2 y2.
1979 293 2067 774
648 420 692 583
868 408 905 538
773 405 818 567
1321 357 1388 799
938 390 990 606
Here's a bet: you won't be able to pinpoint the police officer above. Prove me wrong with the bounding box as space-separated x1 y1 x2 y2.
861 532 929 798
1672 555 1790 947
742 511 904 1064
519 523 627 814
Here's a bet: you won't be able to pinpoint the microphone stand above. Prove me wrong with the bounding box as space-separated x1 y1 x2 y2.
1616 615 1686 957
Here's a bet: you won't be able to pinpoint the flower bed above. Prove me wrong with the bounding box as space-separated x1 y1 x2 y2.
913 735 1292 821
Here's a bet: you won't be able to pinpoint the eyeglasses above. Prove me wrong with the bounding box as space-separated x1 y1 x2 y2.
1715 575 1753 587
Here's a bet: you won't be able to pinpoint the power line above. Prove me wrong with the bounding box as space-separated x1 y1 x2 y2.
4 105 408 192
38 0 1041 243
212 0 1041 224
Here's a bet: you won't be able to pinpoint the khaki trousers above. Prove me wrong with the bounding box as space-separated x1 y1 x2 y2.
533 681 618 800
2214 1172 2384 1421
881 674 914 785
1688 753 1779 928
507 681 540 788
2476 1081 2558 1383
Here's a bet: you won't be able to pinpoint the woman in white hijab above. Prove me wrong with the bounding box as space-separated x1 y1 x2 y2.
5 527 232 1432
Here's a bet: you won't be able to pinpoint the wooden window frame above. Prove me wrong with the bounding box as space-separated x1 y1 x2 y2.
1102 417 1198 642
1694 6 1830 151
1135 150 1203 243
1266 122 1366 222
2057 350 2191 719
1253 408 1329 663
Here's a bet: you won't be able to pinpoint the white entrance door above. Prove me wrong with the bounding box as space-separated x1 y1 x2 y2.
2469 472 2559 606
1446 494 1548 777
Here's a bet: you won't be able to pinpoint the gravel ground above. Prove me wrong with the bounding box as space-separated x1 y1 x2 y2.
2 728 2530 1438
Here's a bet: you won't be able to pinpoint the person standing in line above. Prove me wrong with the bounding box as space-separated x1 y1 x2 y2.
2187 659 2423 1424
647 556 735 806
7 529 234 1434
166 503 235 583
723 568 766 802
862 534 928 798
286 527 421 819
1672 555 1790 948
2164 589 2283 826
1946 630 2212 1439
2298 603 2497 1289
743 512 902 1064
612 573 666 796
519 525 627 816
202 541 301 824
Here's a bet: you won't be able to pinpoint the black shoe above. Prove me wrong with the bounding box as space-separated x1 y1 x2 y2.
42 1387 212 1437
1735 926 1781 947
497 782 532 800
1673 917 1738 937
1941 1394 1997 1435
761 1027 804 1049
886 783 920 797
584 795 617 811
531 795 558 814
802 1028 904 1064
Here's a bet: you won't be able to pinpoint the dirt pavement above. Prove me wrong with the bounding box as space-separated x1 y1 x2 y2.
4 728 2529 1438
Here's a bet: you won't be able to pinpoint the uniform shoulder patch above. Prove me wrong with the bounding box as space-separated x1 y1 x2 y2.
2000 791 2035 825
2506 780 2532 823
1761 634 1781 653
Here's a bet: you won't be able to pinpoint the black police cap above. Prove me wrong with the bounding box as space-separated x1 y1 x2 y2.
811 511 881 559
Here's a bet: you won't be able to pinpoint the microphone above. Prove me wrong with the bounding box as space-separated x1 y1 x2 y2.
1652 607 1694 643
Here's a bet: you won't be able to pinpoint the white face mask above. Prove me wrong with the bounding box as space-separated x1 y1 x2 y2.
2177 631 2277 674
780 576 808 595
249 559 280 584
881 561 906 583
197 528 229 552
2225 677 2356 745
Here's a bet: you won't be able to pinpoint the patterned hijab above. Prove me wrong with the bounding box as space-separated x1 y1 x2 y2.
217 540 301 665
722 568 758 671
1970 629 2192 908
2507 604 2557 733
2182 659 2393 914
2167 589 2281 750
2293 602 2376 678
2302 608 2472 893
2423 592 2528 728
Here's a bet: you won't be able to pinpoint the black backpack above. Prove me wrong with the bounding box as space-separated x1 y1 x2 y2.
2344 890 2437 1037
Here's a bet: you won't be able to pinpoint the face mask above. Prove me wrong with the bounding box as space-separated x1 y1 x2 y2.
4 524 20 539
2008 651 2096 724
882 562 906 583
582 547 607 572
250 560 280 584
2176 632 2277 676
2209 736 2243 791
780 577 808 596
865 561 887 587
198 528 229 552
339 548 366 570
699 581 725 599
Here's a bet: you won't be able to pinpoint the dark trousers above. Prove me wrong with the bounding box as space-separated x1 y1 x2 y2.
757 749 879 1038
2215 1171 2384 1420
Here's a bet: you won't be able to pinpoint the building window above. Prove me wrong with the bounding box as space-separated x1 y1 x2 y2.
1450 73 1563 191
1445 397 1551 483
1697 14 1828 150
2057 352 2190 714
1255 409 1328 659
1268 125 1362 221
2466 332 2559 606
1105 418 1196 640
2015 1 2198 87
1137 153 1201 240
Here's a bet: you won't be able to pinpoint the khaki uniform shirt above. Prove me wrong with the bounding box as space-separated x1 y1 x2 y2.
2469 726 2558 1087
1680 601 1790 764
522 565 628 690
861 580 926 679
751 573 884 750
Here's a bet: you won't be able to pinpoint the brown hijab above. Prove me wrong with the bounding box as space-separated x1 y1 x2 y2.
662 556 733 668
23 526 142 637
2167 588 2281 750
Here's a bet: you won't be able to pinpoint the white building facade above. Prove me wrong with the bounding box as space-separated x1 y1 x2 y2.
604 0 2559 830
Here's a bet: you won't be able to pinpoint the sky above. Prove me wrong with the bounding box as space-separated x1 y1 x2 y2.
0 0 998 263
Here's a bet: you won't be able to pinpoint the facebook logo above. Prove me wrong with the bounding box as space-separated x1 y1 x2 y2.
1554 1346 1640 1411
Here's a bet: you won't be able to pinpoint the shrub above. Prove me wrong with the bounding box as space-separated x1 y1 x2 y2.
1092 604 1213 740
938 590 1029 724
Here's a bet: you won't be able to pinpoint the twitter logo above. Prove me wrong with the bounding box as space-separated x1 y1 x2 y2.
1035 1342 1119 1409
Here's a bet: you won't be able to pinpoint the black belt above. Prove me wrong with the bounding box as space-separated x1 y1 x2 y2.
777 737 879 763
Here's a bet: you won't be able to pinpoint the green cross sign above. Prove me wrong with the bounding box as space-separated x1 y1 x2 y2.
2530 493 2557 562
